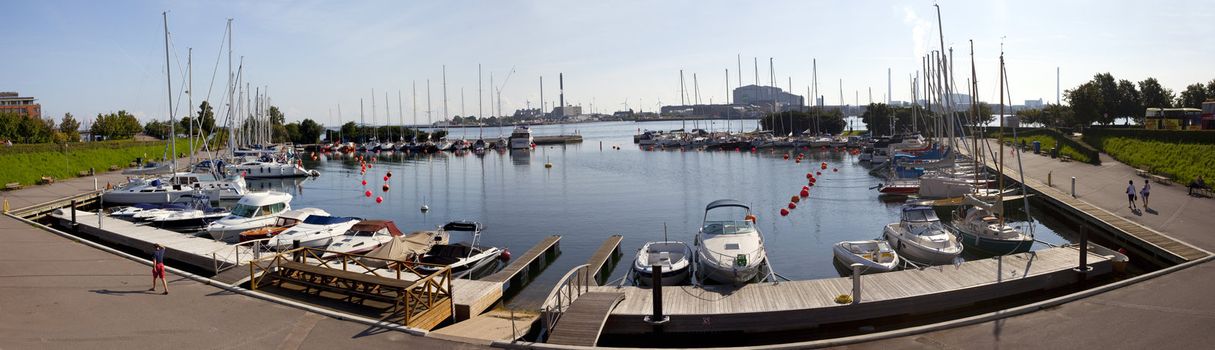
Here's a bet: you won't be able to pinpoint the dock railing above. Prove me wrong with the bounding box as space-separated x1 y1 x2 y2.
208 238 292 274
539 263 591 341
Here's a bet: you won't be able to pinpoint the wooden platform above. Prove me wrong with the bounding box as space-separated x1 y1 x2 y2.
51 210 245 273
430 309 539 345
533 135 584 145
483 235 562 285
546 292 625 346
454 236 562 320
585 235 623 286
593 246 1110 334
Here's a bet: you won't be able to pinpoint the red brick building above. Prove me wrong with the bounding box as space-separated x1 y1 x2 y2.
0 92 41 118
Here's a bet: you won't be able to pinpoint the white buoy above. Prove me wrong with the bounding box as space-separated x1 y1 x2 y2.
420 204 429 212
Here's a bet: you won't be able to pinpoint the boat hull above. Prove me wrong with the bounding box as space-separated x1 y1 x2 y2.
634 265 690 286
955 229 1034 256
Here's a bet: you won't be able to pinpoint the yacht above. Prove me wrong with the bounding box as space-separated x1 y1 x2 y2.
416 221 502 277
883 206 963 265
102 172 246 204
205 191 293 242
509 126 534 149
633 241 692 286
238 208 329 242
231 160 315 178
694 199 767 285
322 220 404 257
951 195 1034 255
265 214 361 250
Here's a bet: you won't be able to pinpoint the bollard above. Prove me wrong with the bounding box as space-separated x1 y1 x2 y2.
1071 176 1076 197
644 264 669 324
1048 171 1052 187
2 198 8 213
94 177 98 191
70 200 77 231
292 240 301 262
1076 227 1090 276
850 263 863 305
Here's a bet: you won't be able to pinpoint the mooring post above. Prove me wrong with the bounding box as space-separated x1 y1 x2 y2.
645 264 669 325
292 240 301 262
1071 176 1077 197
70 200 77 230
1048 171 1052 187
1077 227 1089 277
850 263 863 304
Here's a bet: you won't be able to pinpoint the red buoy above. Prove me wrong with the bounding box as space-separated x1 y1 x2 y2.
375 196 383 203
800 189 809 197
364 190 372 197
387 171 393 178
361 179 367 186
802 185 810 191
383 175 389 181
833 168 838 172
806 173 814 179
816 171 821 176
382 184 390 192
499 249 512 261
791 195 800 203
783 153 790 160
780 208 790 216
787 202 797 209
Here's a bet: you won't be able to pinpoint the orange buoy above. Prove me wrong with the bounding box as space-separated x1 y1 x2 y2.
800 189 809 197
364 190 372 197
788 202 797 209
791 195 800 203
745 214 757 223
375 196 383 203
780 208 790 216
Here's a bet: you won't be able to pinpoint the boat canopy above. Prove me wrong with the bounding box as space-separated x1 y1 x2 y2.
705 199 750 211
901 206 940 222
351 220 403 236
302 215 358 225
443 220 482 232
236 191 293 206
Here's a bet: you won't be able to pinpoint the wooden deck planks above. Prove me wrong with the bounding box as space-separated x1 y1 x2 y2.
55 210 244 271
482 235 561 283
584 235 623 286
546 292 625 347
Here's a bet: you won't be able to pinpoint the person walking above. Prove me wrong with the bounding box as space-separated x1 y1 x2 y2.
1126 180 1138 210
1140 179 1151 209
149 243 168 295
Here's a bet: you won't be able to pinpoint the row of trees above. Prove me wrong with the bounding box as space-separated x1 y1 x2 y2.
1064 74 1215 127
760 109 847 136
0 112 87 144
858 103 995 136
337 122 447 143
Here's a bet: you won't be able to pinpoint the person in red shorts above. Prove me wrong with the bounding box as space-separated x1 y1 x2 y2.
149 243 168 295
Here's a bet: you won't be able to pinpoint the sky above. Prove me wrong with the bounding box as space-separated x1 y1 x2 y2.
4 0 1213 127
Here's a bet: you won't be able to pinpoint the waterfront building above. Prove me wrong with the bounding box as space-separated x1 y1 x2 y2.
733 85 804 111
0 91 40 118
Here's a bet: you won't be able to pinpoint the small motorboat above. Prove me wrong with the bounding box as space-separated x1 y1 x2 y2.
415 221 501 277
237 208 329 242
149 197 230 229
362 229 449 267
322 220 404 258
205 191 294 242
632 241 692 286
832 239 900 274
694 199 767 285
883 206 963 265
266 215 361 250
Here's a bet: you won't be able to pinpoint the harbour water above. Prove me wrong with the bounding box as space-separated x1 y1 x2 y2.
266 120 1075 306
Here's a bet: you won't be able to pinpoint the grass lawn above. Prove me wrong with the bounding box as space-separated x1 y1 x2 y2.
1007 134 1094 164
0 139 193 186
1089 136 1215 183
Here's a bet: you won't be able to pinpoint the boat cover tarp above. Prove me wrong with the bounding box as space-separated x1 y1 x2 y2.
705 199 749 210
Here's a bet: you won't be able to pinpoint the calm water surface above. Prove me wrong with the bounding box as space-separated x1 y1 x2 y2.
262 120 1074 306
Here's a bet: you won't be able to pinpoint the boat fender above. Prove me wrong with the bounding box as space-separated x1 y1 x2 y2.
499 249 512 261
745 214 757 223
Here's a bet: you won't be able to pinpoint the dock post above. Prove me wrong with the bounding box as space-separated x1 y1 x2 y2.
644 264 669 325
292 240 301 262
1071 176 1076 197
1076 227 1090 276
70 200 77 231
1048 171 1052 187
850 263 863 304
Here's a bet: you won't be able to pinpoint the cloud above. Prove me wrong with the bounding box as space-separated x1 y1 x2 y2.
902 6 931 61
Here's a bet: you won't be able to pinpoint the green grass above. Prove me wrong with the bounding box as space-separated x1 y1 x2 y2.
841 130 867 136
1007 134 1094 164
1089 137 1215 183
0 139 192 186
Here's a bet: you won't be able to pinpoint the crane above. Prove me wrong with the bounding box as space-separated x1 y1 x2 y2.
495 66 516 118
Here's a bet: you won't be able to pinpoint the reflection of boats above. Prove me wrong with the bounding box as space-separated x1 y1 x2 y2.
694 199 767 285
951 195 1034 256
205 191 293 242
323 220 404 257
509 126 534 149
238 208 328 242
883 206 963 265
832 240 899 274
633 241 692 286
266 214 361 249
416 221 501 277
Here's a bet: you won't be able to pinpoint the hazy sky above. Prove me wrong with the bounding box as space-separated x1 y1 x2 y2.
5 0 1212 126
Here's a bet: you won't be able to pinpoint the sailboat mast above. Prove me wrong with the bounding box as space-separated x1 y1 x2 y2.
372 88 377 142
998 50 1006 226
398 90 404 142
188 47 194 165
426 79 432 141
163 12 177 178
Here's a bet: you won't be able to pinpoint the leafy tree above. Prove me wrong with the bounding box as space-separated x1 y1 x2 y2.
298 119 325 144
1066 82 1101 128
283 122 301 143
760 109 846 136
1042 104 1074 128
59 113 81 142
268 106 285 126
339 121 358 142
1178 83 1210 109
1016 108 1044 127
1138 78 1174 108
91 110 142 140
1092 73 1121 125
1116 79 1143 125
197 101 216 133
861 103 894 135
144 120 171 139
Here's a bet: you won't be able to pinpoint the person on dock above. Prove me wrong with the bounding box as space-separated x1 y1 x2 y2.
1126 180 1138 210
1141 179 1151 209
148 244 168 295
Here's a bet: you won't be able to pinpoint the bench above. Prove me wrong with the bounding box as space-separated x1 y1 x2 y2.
272 260 417 308
37 176 54 185
1135 169 1150 178
4 182 20 190
1060 155 1073 162
1193 187 1213 198
109 165 120 171
1150 174 1172 185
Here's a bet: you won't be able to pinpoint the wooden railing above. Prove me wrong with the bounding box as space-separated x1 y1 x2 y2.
539 264 591 341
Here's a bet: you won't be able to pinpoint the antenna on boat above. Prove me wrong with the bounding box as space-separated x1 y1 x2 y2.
663 222 668 242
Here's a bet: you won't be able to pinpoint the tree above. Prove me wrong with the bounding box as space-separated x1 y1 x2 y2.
197 101 216 133
1066 82 1101 128
1016 108 1044 127
1042 104 1074 129
298 119 325 144
861 103 894 135
1092 73 1121 125
340 121 358 142
59 113 81 142
144 120 171 139
1178 83 1210 109
1116 79 1143 125
283 122 301 144
268 106 285 126
91 110 142 140
1138 78 1174 109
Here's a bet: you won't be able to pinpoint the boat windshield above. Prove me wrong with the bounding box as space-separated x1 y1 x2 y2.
902 208 939 222
230 204 258 218
703 205 754 235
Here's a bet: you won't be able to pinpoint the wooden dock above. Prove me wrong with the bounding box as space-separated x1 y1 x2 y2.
50 210 246 273
429 308 539 345
545 292 625 347
592 246 1110 335
533 135 583 145
584 235 623 286
966 145 1209 265
453 235 562 321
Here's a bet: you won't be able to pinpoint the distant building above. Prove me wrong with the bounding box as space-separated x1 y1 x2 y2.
733 85 804 112
512 108 544 119
550 105 582 118
612 109 634 118
1024 99 1044 109
0 92 41 118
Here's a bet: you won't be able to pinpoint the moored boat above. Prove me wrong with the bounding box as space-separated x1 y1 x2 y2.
832 239 900 274
883 206 963 265
694 199 767 285
633 241 692 286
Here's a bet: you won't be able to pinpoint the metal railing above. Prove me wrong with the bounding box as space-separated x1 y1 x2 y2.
539 263 591 341
209 237 291 274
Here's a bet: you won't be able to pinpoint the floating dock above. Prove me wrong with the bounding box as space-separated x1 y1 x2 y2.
453 235 562 320
50 209 246 273
533 135 583 145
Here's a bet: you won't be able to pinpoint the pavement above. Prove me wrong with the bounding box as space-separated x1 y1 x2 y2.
848 141 1215 350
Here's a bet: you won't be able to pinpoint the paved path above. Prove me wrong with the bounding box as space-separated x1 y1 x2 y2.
850 140 1215 349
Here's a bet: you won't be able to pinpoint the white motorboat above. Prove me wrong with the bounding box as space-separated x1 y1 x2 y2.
231 160 315 178
632 241 692 286
832 240 900 274
102 172 247 204
265 214 360 249
205 191 293 242
238 208 330 242
322 220 404 257
111 203 168 217
883 206 963 265
509 126 534 149
694 199 767 285
149 202 229 229
416 221 501 277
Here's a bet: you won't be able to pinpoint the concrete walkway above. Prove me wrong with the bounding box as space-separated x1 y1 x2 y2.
851 141 1215 349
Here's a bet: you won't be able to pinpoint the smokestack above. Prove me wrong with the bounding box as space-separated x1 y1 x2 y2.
887 68 892 104
559 73 565 115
